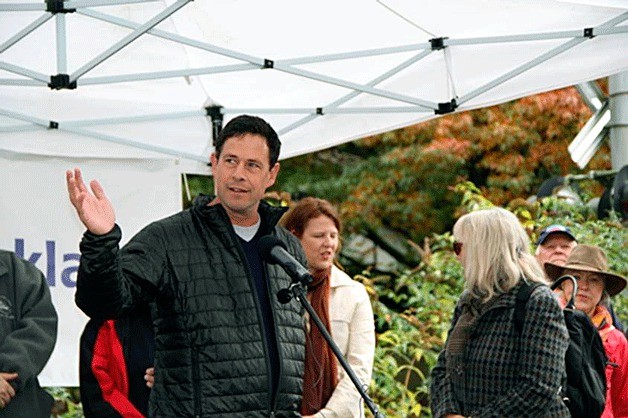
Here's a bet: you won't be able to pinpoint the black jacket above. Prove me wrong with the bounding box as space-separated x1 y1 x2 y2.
0 250 57 418
79 306 154 417
75 198 306 417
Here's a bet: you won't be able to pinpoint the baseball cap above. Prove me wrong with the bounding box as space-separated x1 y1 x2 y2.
536 224 577 246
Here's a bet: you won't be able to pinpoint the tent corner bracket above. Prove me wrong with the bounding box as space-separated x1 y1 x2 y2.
205 105 224 145
46 0 76 14
435 98 458 115
49 74 77 90
430 37 448 51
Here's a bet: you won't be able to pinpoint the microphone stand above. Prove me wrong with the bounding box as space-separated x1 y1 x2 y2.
279 281 386 418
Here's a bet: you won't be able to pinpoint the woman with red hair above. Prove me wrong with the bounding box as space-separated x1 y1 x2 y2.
282 197 375 418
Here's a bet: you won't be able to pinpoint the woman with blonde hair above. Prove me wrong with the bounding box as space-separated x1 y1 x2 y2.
430 207 570 418
281 197 375 418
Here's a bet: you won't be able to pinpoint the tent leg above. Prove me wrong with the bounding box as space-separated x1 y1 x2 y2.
609 71 628 169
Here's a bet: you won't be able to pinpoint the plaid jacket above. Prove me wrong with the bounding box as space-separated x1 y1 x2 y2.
431 281 570 418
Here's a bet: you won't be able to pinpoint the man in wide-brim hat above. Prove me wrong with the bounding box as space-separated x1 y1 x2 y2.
546 244 628 417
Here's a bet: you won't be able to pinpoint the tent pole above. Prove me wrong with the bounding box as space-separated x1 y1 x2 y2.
69 0 191 82
609 71 628 169
55 13 67 73
0 14 52 53
205 106 223 147
279 48 434 135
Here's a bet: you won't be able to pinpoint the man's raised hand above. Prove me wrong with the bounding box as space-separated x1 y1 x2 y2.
66 168 115 235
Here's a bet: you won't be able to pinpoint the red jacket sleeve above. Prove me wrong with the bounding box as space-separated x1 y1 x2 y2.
602 328 628 418
80 319 144 418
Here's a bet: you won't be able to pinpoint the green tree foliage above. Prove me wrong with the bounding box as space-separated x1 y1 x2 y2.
47 387 82 417
364 245 463 417
278 85 613 262
363 183 626 417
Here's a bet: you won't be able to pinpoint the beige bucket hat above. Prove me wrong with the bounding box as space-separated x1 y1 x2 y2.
545 244 627 296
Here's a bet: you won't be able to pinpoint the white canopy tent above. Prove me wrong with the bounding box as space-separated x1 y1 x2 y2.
1 0 628 386
1 0 628 169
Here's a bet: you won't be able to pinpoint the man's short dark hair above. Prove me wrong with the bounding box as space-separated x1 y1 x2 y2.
214 115 281 166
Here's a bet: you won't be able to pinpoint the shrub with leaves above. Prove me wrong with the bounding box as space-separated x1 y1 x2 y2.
362 235 464 417
46 386 82 418
365 182 625 417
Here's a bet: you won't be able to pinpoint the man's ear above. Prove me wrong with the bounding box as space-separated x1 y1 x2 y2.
210 153 218 167
267 162 280 187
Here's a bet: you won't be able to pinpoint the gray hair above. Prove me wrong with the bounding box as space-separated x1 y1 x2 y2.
453 207 546 301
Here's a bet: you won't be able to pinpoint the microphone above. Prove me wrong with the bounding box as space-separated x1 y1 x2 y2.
258 235 313 286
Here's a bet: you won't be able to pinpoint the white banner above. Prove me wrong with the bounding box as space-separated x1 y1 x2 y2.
0 152 182 386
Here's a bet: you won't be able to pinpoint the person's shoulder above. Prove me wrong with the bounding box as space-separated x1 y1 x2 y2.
0 249 18 262
331 266 366 289
155 208 191 225
0 250 45 282
526 281 556 301
0 249 34 270
0 249 12 264
274 226 303 252
0 250 12 275
606 327 628 348
137 209 191 235
527 281 552 296
601 327 628 366
524 281 563 313
331 266 370 304
275 225 297 242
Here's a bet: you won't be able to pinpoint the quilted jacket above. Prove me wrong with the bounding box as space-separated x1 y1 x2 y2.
75 197 306 417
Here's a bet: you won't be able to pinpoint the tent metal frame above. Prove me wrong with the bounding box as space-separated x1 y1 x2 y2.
568 101 610 169
1 1 627 161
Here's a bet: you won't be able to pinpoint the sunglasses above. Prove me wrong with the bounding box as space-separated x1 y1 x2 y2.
453 241 463 256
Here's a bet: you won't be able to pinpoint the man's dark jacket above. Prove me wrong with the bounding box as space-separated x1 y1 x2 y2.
75 197 306 417
0 250 58 418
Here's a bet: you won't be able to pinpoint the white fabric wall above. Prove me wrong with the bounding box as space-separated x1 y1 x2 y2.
0 153 182 386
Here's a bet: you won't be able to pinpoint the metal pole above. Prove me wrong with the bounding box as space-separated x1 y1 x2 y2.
287 283 385 418
609 71 628 169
